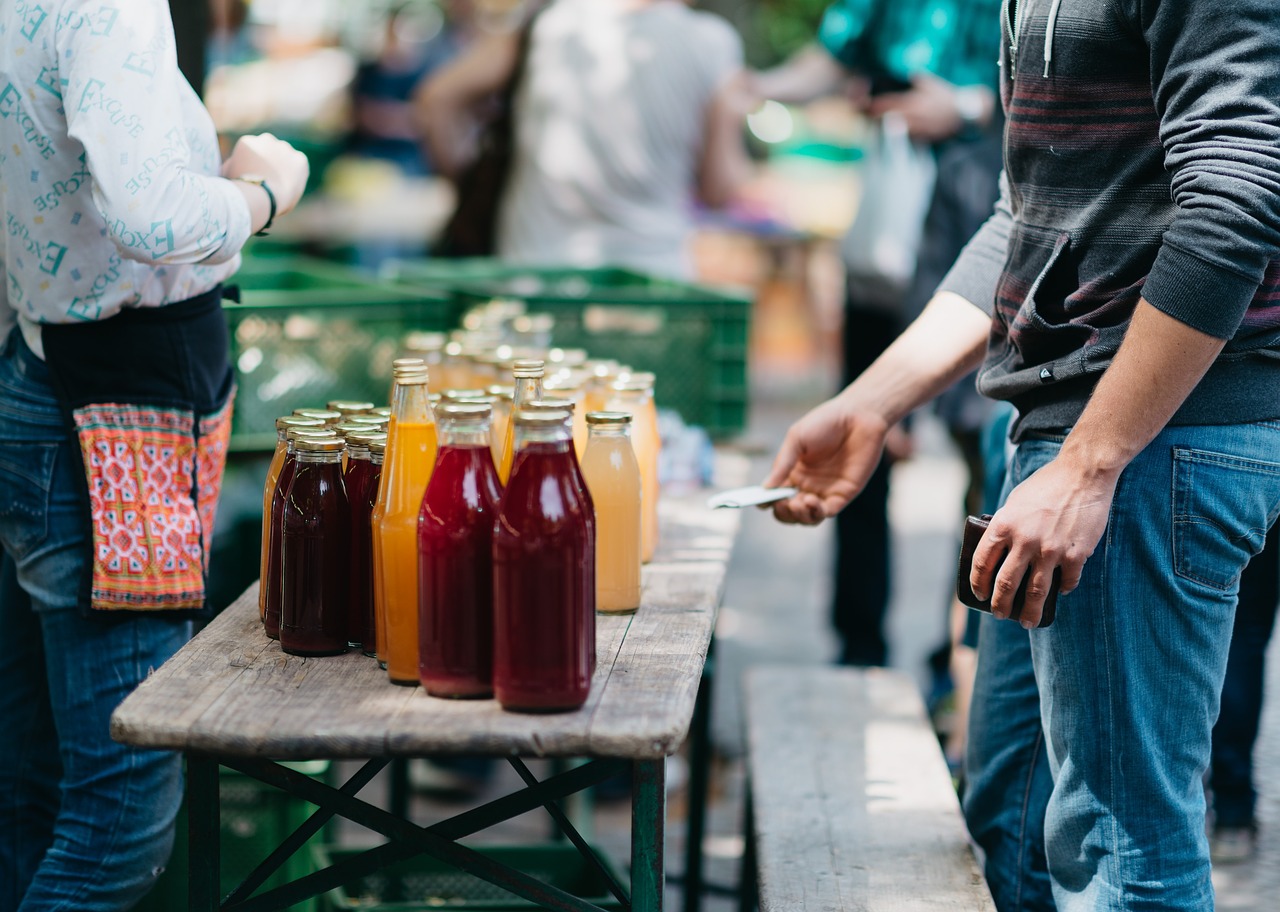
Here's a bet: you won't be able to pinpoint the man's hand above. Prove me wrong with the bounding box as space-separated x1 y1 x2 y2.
970 453 1118 627
865 73 992 144
762 396 889 525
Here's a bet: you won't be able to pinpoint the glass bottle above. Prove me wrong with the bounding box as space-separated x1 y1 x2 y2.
493 410 596 712
264 427 338 638
259 416 325 619
365 436 387 657
280 435 350 656
374 364 439 685
418 403 503 698
486 384 514 467
582 361 623 414
580 412 642 614
606 380 661 563
344 431 385 653
544 375 589 456
498 359 545 484
389 358 426 405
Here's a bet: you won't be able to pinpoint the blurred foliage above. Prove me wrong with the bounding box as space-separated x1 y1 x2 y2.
754 0 828 62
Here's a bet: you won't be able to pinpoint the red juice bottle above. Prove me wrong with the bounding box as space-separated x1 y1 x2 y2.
280 435 350 656
418 403 503 698
264 427 337 639
493 409 596 712
259 416 325 621
344 431 386 654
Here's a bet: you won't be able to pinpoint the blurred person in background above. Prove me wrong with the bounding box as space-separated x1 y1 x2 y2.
415 0 753 278
0 2 308 909
750 0 1002 671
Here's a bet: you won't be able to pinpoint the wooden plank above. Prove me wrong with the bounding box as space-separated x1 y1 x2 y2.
110 582 273 751
113 454 750 759
746 666 994 912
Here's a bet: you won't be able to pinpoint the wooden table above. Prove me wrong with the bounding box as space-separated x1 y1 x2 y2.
112 467 746 912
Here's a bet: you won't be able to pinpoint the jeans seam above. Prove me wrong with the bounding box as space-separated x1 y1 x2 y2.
1014 730 1046 911
1102 472 1127 912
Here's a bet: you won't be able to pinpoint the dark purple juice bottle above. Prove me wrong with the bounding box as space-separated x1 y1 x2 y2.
343 431 385 653
493 410 596 712
418 403 503 698
281 435 350 656
264 427 336 639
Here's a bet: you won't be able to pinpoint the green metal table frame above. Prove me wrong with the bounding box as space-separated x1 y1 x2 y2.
183 645 719 912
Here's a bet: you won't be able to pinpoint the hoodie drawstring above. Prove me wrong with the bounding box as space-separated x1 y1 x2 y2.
1043 0 1063 77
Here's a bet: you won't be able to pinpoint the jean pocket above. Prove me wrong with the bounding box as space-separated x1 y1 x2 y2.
0 442 57 559
1172 447 1280 591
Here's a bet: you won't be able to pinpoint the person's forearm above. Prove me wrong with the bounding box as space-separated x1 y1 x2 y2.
837 291 992 425
1056 298 1226 481
698 78 751 208
751 45 845 105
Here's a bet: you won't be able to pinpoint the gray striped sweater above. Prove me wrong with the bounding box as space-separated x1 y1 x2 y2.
939 0 1280 437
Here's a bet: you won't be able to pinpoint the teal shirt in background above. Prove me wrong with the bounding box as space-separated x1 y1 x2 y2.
818 0 1003 90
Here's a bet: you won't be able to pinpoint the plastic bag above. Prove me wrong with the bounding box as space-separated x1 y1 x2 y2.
841 112 937 309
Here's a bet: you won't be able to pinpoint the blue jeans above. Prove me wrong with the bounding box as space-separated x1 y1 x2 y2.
0 329 190 911
1017 423 1280 911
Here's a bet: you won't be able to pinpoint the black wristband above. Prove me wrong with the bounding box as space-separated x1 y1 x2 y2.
254 180 277 237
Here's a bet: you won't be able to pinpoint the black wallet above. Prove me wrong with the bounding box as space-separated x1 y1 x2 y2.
956 514 1059 628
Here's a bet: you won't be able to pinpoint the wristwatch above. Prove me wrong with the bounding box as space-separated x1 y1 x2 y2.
237 175 277 237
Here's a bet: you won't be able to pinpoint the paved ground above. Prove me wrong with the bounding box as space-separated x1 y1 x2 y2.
333 386 1280 910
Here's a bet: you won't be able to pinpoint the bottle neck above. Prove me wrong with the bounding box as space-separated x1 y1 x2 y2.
511 375 544 407
588 424 632 441
514 424 572 453
296 451 343 467
391 381 434 424
440 419 491 448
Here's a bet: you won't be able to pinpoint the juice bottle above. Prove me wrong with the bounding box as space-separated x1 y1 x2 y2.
498 360 545 484
366 436 387 657
418 403 503 698
582 361 623 414
544 376 589 456
344 431 385 653
580 412 642 614
375 365 438 685
264 427 338 638
493 410 596 712
280 435 350 656
486 385 514 467
606 380 661 563
259 416 325 619
373 362 425 667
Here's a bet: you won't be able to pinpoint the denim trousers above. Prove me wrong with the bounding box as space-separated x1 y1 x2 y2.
1011 422 1280 911
0 329 190 911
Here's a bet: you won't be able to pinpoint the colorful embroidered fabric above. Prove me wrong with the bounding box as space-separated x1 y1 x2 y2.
74 398 232 611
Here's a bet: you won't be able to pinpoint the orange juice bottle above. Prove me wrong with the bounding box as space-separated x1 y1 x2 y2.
487 385 514 467
373 364 438 683
545 375 589 457
606 379 661 563
259 416 326 618
498 360 545 484
580 412 642 614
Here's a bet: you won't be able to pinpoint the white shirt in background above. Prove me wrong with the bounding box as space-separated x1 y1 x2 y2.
498 0 742 280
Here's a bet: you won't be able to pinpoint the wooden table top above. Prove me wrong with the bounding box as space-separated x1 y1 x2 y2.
112 461 747 761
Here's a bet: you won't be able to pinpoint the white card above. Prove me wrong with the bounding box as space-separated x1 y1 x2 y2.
706 485 799 509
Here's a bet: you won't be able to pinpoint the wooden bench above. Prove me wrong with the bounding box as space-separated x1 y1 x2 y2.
742 665 994 911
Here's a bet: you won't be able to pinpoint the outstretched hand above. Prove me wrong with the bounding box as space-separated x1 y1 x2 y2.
762 396 889 525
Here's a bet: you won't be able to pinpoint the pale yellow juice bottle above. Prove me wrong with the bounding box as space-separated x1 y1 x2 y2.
373 364 438 683
580 412 642 614
258 416 326 618
498 360 545 483
605 379 661 563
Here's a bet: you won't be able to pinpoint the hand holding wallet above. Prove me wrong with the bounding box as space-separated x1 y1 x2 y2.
956 514 1060 628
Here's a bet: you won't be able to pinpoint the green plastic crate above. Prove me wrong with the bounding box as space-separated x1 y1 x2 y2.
315 843 626 911
136 762 329 912
226 258 456 451
382 260 752 438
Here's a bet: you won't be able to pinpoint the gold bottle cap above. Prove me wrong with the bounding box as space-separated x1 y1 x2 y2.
327 400 376 414
367 437 389 456
286 427 338 442
346 431 386 448
394 367 430 386
293 408 342 423
344 414 386 427
586 411 633 425
372 407 393 418
436 402 492 420
513 409 571 427
623 371 656 387
512 359 546 378
526 398 576 413
392 357 426 370
276 416 326 431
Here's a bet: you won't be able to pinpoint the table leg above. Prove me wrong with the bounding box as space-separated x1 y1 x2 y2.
632 758 666 912
187 754 220 912
683 641 715 912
